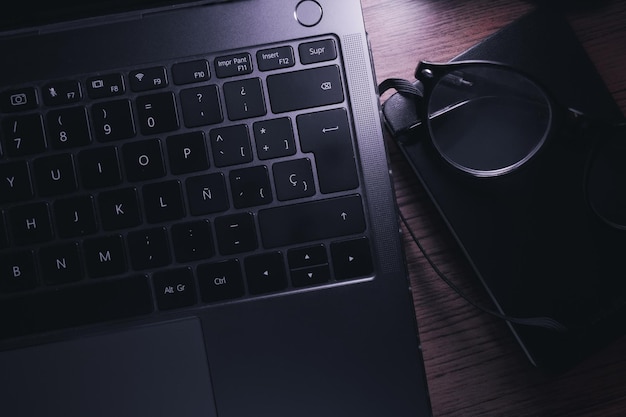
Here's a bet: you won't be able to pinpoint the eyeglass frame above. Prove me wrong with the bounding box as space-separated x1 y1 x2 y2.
380 59 626 228
399 60 614 171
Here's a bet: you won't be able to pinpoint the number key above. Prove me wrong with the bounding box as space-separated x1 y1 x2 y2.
46 106 91 149
136 93 179 135
91 100 136 142
1 114 46 156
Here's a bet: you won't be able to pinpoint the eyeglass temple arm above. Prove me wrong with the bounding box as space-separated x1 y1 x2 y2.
379 78 426 140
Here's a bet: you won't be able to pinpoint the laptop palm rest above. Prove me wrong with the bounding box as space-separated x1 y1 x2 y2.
0 318 216 417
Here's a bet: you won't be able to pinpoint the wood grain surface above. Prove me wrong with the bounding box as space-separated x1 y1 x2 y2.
360 0 626 415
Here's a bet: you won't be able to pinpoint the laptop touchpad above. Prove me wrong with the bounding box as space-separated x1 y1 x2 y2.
0 318 216 417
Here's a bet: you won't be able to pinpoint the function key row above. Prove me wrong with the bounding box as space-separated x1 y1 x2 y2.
0 38 337 113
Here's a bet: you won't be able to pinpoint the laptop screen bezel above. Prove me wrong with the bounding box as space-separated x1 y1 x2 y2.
1 0 227 32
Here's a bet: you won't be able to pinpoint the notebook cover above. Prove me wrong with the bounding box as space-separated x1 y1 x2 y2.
384 8 626 370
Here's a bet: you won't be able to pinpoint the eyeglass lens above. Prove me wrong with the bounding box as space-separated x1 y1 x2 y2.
426 65 552 177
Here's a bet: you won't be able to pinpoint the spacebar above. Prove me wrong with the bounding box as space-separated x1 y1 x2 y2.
259 195 366 248
0 276 153 340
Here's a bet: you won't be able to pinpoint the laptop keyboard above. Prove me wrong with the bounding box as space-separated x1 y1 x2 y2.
0 36 374 339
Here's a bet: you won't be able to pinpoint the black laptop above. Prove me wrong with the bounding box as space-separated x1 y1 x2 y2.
0 1 432 415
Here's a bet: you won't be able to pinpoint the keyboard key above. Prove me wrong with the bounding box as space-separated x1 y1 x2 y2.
53 195 98 238
127 227 171 270
288 244 327 269
142 180 185 223
229 165 272 208
1 114 46 156
267 65 343 113
0 87 38 112
136 92 179 135
91 100 136 142
172 59 210 85
86 73 125 99
331 237 374 280
39 241 83 285
33 153 78 196
223 78 266 120
244 252 287 295
273 158 316 201
297 108 359 193
198 259 245 302
77 146 122 189
215 212 257 255
98 187 141 230
253 117 296 160
123 138 165 181
298 39 337 64
129 66 168 92
8 202 53 246
209 125 253 167
154 267 196 310
0 276 152 339
258 194 366 248
45 106 91 149
0 249 37 292
83 234 127 277
186 173 229 215
167 131 210 174
42 80 82 106
180 85 222 127
215 53 253 78
291 264 331 288
171 220 214 262
0 160 33 203
257 46 295 71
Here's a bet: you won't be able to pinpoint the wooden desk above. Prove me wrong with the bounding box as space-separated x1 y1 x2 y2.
361 0 626 415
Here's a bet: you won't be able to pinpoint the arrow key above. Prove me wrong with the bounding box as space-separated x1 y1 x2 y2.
288 244 327 269
292 264 331 288
331 237 373 280
244 252 287 295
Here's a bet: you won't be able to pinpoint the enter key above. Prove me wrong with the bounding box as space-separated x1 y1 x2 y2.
297 108 359 194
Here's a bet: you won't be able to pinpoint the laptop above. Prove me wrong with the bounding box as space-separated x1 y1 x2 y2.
0 1 432 415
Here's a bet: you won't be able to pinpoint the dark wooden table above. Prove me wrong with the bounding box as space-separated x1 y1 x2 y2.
361 0 626 415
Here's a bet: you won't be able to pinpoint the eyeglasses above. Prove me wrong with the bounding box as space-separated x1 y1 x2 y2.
381 60 626 230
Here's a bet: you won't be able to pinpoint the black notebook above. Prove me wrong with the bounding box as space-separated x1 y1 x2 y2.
383 8 626 370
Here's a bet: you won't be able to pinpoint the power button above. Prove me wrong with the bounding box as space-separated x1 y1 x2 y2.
295 0 323 27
